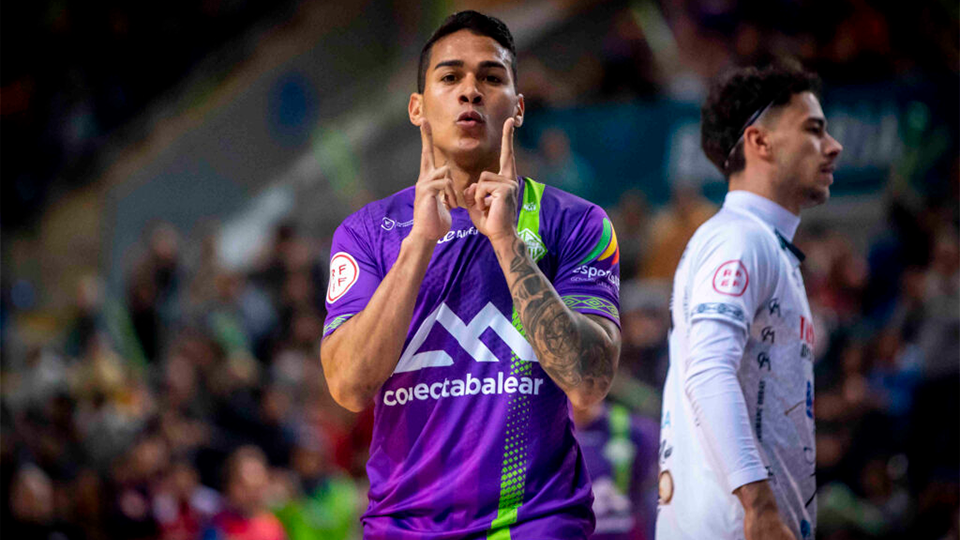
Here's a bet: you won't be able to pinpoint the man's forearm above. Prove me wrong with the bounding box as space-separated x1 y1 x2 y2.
736 480 795 540
683 319 768 490
492 234 619 407
320 235 435 411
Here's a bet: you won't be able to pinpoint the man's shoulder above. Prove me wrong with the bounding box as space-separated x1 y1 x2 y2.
689 208 778 256
539 182 601 213
338 186 416 233
536 182 607 231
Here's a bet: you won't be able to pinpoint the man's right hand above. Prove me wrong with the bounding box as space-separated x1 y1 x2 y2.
411 121 459 242
735 480 796 540
321 122 451 412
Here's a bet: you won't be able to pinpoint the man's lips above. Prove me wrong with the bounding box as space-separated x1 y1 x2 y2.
820 163 836 183
456 111 485 128
820 163 836 177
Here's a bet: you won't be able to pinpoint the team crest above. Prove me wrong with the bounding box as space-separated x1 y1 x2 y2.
519 228 547 261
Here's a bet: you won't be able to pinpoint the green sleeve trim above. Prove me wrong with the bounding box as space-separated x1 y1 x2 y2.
323 313 355 336
561 295 620 320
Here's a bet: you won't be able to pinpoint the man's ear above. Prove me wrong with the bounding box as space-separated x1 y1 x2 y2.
513 94 525 128
745 125 773 161
408 93 423 126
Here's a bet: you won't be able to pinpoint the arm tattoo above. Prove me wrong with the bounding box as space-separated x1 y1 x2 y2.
504 236 615 400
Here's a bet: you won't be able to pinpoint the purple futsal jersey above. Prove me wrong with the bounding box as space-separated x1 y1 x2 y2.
576 405 659 540
323 178 621 539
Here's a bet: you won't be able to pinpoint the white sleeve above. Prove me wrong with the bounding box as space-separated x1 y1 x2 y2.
680 223 774 492
683 317 769 492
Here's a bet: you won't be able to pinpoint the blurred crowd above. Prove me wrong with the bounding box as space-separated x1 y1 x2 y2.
801 196 960 540
1 0 299 229
520 0 956 109
3 0 956 232
3 219 369 540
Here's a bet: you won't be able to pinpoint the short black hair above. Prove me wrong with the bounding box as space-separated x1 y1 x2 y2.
417 10 517 94
701 60 821 177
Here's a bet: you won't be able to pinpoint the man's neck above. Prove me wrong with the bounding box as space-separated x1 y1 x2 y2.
728 169 800 216
449 167 478 193
439 152 502 193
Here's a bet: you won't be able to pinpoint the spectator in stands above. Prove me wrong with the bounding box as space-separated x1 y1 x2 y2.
126 221 183 363
7 464 75 540
607 190 651 281
639 181 716 279
537 127 597 199
110 433 168 539
203 445 286 540
273 433 362 540
153 459 222 540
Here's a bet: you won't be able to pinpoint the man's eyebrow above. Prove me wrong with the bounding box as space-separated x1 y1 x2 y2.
479 61 507 70
433 60 464 70
805 117 826 129
432 60 507 71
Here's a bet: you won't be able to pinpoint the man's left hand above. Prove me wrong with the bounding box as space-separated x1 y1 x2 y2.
465 118 519 245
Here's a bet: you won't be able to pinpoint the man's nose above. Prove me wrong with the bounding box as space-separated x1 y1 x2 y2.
825 132 842 157
459 76 482 105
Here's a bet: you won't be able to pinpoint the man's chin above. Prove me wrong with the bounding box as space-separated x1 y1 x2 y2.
449 138 496 163
455 137 485 151
804 186 830 208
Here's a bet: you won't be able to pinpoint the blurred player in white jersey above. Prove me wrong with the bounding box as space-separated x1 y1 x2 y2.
656 62 842 540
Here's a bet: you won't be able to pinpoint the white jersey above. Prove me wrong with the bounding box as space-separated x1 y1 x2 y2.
656 191 817 540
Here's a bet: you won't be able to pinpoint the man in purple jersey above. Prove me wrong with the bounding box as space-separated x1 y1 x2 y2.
319 11 622 540
573 403 659 540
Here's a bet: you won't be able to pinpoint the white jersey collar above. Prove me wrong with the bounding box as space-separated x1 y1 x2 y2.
723 190 800 242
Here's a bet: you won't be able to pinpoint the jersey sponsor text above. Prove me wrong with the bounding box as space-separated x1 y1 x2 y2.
383 372 545 406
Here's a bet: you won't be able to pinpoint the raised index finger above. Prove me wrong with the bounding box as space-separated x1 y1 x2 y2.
499 117 516 180
420 121 435 175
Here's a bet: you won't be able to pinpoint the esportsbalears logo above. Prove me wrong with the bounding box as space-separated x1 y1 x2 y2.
383 372 544 406
572 265 621 289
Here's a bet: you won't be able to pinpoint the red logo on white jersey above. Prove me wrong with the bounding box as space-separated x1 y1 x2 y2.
712 260 749 296
800 315 816 346
327 252 359 303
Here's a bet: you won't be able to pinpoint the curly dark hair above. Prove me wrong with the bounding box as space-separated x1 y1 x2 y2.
417 11 516 94
701 61 821 177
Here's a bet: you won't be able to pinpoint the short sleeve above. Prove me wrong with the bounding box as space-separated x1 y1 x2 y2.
686 225 770 333
322 212 382 338
552 205 621 327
